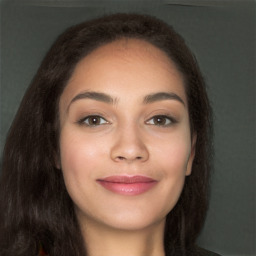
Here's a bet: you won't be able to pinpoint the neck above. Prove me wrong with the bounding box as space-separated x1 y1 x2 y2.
78 216 166 256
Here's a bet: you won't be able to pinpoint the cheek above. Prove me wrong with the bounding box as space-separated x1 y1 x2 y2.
59 129 105 194
58 129 110 218
60 128 105 171
152 134 191 208
159 141 189 186
154 132 191 173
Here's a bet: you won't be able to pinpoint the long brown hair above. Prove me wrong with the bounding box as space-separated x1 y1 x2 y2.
0 13 213 256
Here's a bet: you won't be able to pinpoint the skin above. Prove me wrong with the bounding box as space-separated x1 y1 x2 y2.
58 39 196 256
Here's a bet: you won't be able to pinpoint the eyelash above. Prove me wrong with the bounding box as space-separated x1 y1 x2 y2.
77 114 177 127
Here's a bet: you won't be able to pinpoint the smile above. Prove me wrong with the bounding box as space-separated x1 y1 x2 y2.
96 175 157 196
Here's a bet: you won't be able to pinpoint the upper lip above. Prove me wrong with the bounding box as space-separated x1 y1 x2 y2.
97 175 156 184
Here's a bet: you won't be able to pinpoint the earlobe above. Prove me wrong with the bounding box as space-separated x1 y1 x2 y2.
54 152 61 170
185 133 197 176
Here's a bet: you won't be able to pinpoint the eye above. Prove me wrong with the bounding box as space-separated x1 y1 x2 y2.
79 115 108 126
146 115 175 126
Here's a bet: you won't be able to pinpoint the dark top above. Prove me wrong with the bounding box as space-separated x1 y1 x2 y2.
39 246 221 256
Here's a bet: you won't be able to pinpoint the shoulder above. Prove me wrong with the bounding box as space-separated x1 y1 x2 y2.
196 247 221 256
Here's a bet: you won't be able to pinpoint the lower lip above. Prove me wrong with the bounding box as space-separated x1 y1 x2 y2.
97 181 157 196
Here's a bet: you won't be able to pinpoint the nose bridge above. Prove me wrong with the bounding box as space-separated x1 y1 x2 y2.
110 121 149 162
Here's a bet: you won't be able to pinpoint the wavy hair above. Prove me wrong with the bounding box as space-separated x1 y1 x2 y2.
0 13 213 256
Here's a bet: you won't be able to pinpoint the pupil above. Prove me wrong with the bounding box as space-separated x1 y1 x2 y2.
155 117 165 125
90 117 99 125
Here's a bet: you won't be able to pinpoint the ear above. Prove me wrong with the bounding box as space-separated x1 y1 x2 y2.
185 133 197 176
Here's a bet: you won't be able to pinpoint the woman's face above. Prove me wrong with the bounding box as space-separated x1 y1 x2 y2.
59 39 196 231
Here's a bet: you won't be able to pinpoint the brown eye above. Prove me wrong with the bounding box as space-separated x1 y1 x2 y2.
146 115 174 126
80 115 108 126
153 116 168 125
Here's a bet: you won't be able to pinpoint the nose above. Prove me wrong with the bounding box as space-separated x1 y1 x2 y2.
110 126 149 163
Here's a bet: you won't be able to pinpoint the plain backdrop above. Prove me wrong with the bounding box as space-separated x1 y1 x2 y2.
0 0 255 255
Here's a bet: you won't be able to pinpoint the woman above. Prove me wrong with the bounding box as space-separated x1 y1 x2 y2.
0 13 217 256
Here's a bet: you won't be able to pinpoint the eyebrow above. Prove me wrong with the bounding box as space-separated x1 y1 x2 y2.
143 92 185 105
67 90 185 111
67 91 116 111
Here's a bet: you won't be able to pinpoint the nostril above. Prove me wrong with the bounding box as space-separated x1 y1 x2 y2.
116 156 143 161
117 156 125 160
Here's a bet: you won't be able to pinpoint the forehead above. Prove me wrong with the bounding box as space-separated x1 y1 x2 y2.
77 38 180 76
60 38 186 107
86 39 169 62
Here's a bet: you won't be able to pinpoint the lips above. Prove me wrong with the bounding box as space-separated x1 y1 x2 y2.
97 175 157 196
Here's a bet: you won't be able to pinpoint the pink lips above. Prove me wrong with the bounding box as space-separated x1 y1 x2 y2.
97 175 157 196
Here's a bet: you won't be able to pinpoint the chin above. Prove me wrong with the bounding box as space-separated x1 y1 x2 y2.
104 215 165 232
84 203 168 232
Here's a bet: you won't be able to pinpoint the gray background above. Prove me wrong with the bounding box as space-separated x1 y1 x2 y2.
0 0 255 255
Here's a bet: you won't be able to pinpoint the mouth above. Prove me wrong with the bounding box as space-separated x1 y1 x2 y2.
96 175 157 196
